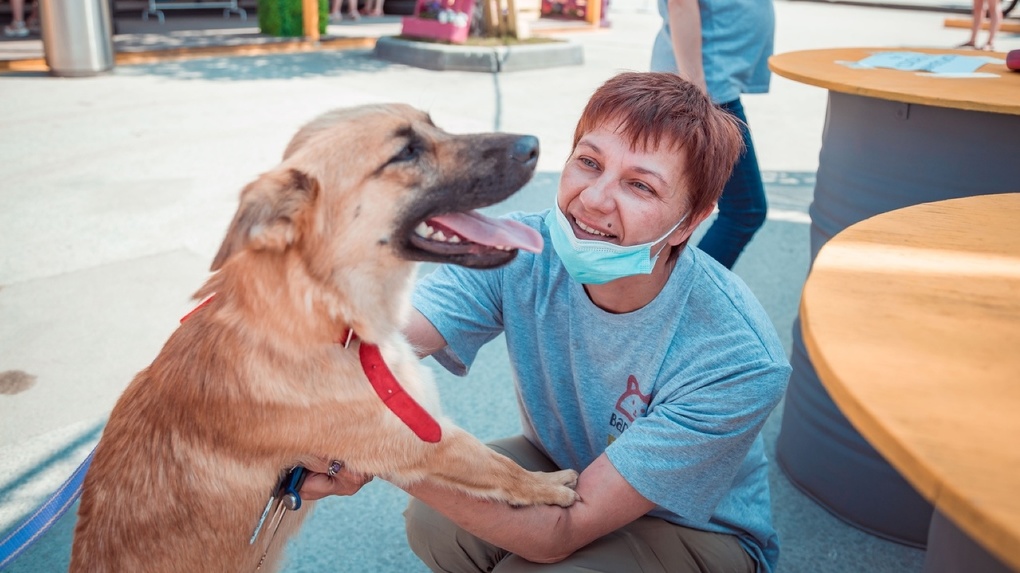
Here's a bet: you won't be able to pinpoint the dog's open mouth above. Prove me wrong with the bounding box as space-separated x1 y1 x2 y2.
409 211 543 264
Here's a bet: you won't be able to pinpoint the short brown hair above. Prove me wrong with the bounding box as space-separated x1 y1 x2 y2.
572 72 744 228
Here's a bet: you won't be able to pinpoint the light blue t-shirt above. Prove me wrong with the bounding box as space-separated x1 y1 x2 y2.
650 0 775 104
412 210 790 572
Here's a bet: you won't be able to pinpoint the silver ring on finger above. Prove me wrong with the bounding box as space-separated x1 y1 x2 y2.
327 460 344 477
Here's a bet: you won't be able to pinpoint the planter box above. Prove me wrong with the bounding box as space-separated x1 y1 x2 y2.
401 16 469 43
375 35 584 72
400 0 473 43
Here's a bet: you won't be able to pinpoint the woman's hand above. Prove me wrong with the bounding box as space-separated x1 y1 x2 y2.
299 459 374 501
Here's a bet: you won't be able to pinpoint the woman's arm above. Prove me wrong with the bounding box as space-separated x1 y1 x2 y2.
405 308 448 359
402 453 655 563
667 0 707 93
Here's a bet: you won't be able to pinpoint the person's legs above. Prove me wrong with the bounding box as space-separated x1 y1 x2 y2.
25 0 38 30
695 98 767 270
9 0 24 23
329 0 360 21
404 436 755 573
493 517 754 573
4 0 28 37
983 0 1001 50
404 498 508 573
962 0 982 46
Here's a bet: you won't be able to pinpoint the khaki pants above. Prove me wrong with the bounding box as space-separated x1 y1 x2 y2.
403 436 756 573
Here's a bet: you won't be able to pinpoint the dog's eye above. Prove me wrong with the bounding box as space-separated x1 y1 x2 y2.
392 140 423 163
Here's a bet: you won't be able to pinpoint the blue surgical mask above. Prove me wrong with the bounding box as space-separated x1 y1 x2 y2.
545 206 687 285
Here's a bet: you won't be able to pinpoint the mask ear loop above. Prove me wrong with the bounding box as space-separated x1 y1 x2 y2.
650 214 690 260
652 214 685 253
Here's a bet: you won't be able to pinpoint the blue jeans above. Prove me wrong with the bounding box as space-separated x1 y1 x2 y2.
696 98 767 269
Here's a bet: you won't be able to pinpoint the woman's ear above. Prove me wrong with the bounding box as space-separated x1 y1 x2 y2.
668 203 717 247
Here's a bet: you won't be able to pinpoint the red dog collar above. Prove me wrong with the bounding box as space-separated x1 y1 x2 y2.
357 341 442 443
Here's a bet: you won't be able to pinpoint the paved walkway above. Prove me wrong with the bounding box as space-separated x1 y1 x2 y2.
1 1 1017 571
0 0 1003 65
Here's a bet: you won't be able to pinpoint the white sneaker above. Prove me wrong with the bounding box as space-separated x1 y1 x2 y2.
4 21 29 37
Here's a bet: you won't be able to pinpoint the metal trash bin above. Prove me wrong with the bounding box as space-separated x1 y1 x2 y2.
39 0 115 76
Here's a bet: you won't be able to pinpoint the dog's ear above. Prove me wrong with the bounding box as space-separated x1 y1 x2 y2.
210 168 320 271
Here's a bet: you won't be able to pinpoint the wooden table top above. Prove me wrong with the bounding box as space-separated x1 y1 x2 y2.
801 193 1020 570
769 47 1020 115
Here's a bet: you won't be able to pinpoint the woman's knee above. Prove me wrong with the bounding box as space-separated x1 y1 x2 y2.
404 497 437 558
405 498 455 570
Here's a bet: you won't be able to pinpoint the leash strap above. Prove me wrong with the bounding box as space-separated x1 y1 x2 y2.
0 449 94 569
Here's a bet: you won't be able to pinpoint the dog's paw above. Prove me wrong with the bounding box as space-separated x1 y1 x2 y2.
532 469 580 507
555 468 579 489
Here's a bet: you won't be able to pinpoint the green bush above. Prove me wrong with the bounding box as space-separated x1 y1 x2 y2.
259 0 328 37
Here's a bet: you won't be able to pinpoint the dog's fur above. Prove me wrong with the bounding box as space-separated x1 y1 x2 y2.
70 104 579 572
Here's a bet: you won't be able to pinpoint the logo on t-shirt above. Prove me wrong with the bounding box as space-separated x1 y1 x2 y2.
608 375 651 439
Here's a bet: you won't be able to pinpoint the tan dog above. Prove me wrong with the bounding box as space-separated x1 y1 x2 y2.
70 104 579 572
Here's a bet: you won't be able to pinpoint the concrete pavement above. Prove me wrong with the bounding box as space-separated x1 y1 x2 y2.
1 1 1017 571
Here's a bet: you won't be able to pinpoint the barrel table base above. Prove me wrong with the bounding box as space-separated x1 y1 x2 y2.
923 511 1014 573
776 91 1020 547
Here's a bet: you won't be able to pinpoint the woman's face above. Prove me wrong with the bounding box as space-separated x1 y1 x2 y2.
557 122 695 251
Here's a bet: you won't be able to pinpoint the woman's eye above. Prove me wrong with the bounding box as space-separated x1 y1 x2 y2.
631 181 653 194
580 157 598 169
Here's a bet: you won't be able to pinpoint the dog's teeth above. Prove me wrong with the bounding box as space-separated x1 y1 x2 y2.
415 222 464 244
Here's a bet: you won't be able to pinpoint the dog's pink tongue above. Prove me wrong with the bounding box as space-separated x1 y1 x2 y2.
432 212 544 253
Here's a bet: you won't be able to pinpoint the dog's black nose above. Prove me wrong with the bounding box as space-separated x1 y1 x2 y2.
510 136 540 165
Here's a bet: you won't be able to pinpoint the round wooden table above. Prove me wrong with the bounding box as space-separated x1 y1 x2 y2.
769 46 1020 546
769 46 1020 115
801 193 1020 572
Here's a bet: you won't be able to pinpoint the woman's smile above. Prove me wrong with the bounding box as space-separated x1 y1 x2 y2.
572 215 617 239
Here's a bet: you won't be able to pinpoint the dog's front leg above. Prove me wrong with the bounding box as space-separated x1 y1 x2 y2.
398 427 579 508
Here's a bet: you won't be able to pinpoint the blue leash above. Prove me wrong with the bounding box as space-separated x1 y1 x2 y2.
0 449 94 570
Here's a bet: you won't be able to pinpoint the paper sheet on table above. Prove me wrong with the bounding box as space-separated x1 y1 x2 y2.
842 51 998 75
